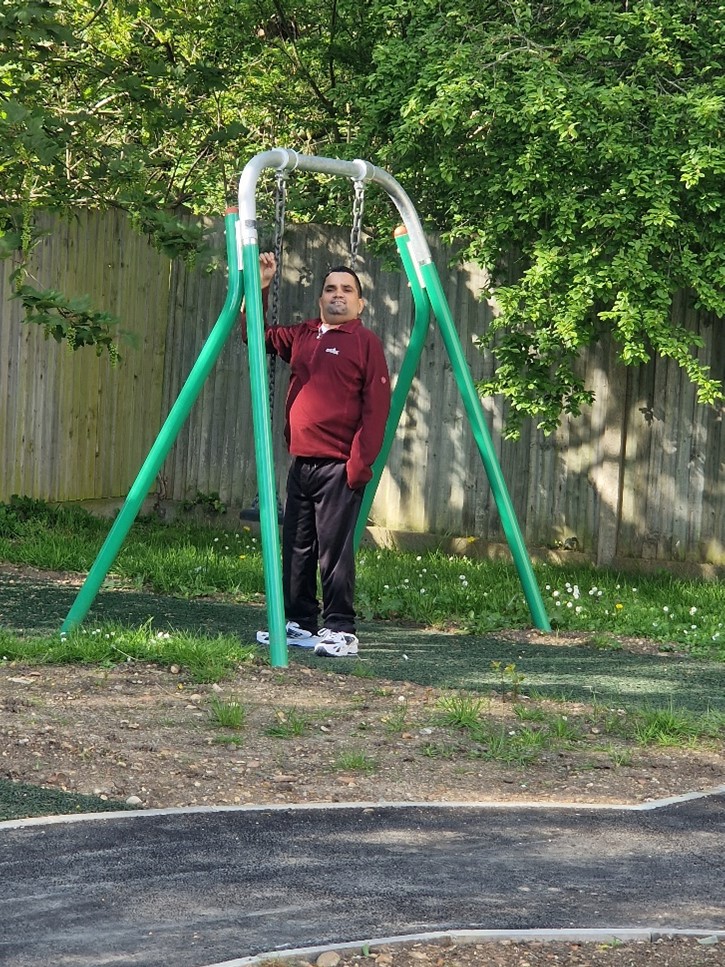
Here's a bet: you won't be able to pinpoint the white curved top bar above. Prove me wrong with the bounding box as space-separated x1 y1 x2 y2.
237 149 433 271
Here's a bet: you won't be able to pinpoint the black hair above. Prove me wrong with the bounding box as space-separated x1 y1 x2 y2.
320 266 363 297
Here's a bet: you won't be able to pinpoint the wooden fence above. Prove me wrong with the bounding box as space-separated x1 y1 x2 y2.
1 211 722 567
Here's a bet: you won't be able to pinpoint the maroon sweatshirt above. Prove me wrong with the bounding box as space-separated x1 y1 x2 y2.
244 311 391 490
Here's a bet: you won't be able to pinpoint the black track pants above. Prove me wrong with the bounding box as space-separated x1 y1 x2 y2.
282 457 363 635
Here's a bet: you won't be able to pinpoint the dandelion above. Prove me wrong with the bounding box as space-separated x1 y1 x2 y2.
615 603 623 611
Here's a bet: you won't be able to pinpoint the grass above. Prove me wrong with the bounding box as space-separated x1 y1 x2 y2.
334 751 378 773
0 498 723 721
209 696 246 729
265 708 309 738
436 694 488 729
0 621 257 684
0 498 723 661
0 497 723 821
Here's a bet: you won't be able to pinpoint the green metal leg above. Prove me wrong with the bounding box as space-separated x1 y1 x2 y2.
354 228 431 550
61 211 245 634
418 261 551 632
241 243 288 667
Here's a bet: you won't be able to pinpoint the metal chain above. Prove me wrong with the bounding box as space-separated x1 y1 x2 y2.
267 171 287 416
269 170 287 329
349 179 365 268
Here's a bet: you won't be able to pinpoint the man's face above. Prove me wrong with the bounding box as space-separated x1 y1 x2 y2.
318 272 365 326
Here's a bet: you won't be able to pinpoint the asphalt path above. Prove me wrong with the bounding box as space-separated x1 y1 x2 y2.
0 790 723 967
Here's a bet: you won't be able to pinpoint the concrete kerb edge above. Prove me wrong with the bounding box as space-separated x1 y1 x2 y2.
2 783 724 831
208 929 725 967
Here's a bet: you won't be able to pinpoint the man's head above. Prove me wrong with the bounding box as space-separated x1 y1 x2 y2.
318 266 365 326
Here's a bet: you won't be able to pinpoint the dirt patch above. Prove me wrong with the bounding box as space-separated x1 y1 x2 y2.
1 564 723 967
1 660 722 811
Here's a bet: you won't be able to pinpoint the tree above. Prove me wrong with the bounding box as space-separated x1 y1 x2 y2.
356 0 725 434
3 0 723 438
0 0 370 354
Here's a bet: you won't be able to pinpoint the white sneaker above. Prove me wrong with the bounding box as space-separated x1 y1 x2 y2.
313 628 359 657
256 621 319 649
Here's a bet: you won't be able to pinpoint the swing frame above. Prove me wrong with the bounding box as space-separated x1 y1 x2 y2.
61 149 551 663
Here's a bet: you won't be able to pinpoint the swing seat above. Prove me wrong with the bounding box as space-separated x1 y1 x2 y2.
239 495 284 524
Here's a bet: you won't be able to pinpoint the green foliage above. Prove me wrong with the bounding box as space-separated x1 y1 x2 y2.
0 0 371 351
357 0 725 435
265 708 309 738
209 695 246 729
13 283 123 360
3 1 722 426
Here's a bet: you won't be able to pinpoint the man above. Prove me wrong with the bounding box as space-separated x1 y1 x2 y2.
245 253 391 657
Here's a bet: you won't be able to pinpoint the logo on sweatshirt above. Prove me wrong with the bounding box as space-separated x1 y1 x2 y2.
325 347 340 356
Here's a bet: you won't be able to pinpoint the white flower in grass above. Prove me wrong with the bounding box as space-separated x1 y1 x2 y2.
689 607 697 616
552 590 560 597
575 606 583 614
663 606 669 613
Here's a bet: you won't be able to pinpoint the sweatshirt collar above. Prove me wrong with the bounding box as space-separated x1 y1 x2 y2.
313 317 362 333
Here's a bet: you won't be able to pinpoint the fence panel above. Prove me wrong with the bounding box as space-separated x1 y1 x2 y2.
1 211 722 565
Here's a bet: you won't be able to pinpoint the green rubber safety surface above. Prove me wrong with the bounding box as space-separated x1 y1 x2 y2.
0 778 134 822
1 571 722 822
